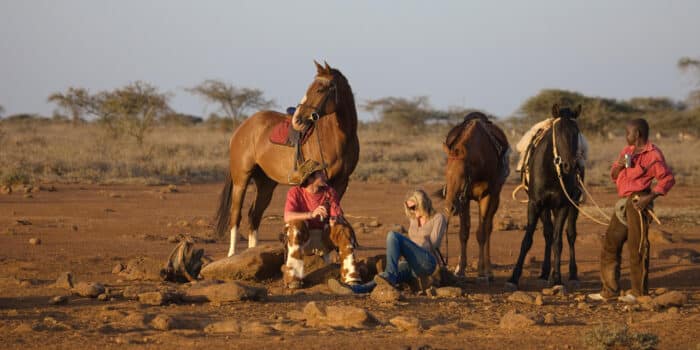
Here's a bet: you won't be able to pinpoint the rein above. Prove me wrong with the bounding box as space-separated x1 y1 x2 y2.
550 118 610 226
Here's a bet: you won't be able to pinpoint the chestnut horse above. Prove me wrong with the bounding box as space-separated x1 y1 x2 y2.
443 112 510 279
215 62 359 256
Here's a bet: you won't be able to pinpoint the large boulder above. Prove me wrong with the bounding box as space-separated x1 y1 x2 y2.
200 245 284 281
183 281 267 303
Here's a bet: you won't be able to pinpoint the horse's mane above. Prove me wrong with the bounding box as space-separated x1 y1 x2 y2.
329 68 358 131
445 112 491 150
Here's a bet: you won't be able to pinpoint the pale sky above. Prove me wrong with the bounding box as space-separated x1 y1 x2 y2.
1 0 699 119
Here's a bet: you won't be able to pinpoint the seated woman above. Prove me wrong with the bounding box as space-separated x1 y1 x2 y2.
328 189 447 294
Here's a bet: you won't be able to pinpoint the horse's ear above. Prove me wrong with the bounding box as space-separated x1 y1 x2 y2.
574 104 582 118
551 104 560 118
314 60 324 74
323 61 332 72
442 142 450 154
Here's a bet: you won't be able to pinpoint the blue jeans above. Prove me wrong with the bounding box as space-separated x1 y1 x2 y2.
350 231 436 293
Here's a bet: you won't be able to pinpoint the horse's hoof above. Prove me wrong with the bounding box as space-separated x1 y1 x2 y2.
567 280 580 291
504 281 518 291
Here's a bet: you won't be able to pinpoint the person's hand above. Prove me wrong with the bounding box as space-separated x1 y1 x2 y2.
616 154 626 168
633 193 655 211
311 206 328 220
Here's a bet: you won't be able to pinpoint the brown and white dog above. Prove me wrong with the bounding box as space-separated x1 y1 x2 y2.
281 220 361 288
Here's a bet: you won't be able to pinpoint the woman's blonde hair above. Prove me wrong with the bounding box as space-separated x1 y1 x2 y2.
404 189 436 218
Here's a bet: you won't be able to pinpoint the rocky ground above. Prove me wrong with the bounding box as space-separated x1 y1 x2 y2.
1 182 699 349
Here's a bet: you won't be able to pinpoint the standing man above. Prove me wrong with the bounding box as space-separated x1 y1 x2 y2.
588 119 675 302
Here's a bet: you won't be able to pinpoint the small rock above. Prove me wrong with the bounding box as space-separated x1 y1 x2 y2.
49 295 69 305
535 294 544 306
499 310 538 329
324 305 375 329
435 286 462 298
1 185 12 194
112 263 124 274
654 288 668 295
390 316 422 332
636 295 653 304
370 283 402 304
97 293 109 301
28 238 41 245
205 320 241 334
543 313 556 325
367 220 381 228
508 291 536 305
138 291 179 306
71 282 105 298
54 272 74 289
162 184 178 193
150 314 173 330
183 281 266 303
653 290 687 307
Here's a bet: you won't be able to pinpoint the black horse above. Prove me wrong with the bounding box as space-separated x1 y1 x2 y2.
507 104 583 289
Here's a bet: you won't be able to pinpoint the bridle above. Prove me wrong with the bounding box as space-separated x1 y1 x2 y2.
296 77 338 122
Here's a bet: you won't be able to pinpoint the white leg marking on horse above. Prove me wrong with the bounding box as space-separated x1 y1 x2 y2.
248 230 258 248
227 226 238 257
342 252 360 284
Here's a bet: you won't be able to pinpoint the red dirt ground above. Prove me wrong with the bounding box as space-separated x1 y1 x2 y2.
1 182 699 349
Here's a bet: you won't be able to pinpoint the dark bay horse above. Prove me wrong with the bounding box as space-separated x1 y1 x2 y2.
443 112 510 279
507 104 583 289
215 61 359 256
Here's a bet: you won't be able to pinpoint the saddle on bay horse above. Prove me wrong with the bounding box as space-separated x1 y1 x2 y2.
269 117 316 172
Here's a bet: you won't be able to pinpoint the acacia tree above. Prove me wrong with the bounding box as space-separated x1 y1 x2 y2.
678 56 700 108
0 104 4 119
363 96 432 129
95 81 170 145
187 80 275 121
47 87 93 125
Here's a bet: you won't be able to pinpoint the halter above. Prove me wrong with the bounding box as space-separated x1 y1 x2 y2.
296 77 338 122
551 118 610 226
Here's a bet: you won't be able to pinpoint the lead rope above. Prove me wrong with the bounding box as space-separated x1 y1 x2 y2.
551 118 611 226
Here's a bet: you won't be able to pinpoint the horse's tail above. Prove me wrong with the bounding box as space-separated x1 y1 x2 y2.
214 172 233 238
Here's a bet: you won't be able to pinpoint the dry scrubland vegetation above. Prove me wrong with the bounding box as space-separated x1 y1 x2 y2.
1 118 699 188
1 56 699 187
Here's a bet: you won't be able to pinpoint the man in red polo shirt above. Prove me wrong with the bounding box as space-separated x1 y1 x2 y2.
282 160 354 288
589 118 675 302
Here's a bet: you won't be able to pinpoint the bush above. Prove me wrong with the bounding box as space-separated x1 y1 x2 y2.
582 324 658 350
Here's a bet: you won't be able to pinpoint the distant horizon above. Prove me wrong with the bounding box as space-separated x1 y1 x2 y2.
1 1 699 120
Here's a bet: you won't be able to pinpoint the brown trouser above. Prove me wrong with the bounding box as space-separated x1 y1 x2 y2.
600 192 651 297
